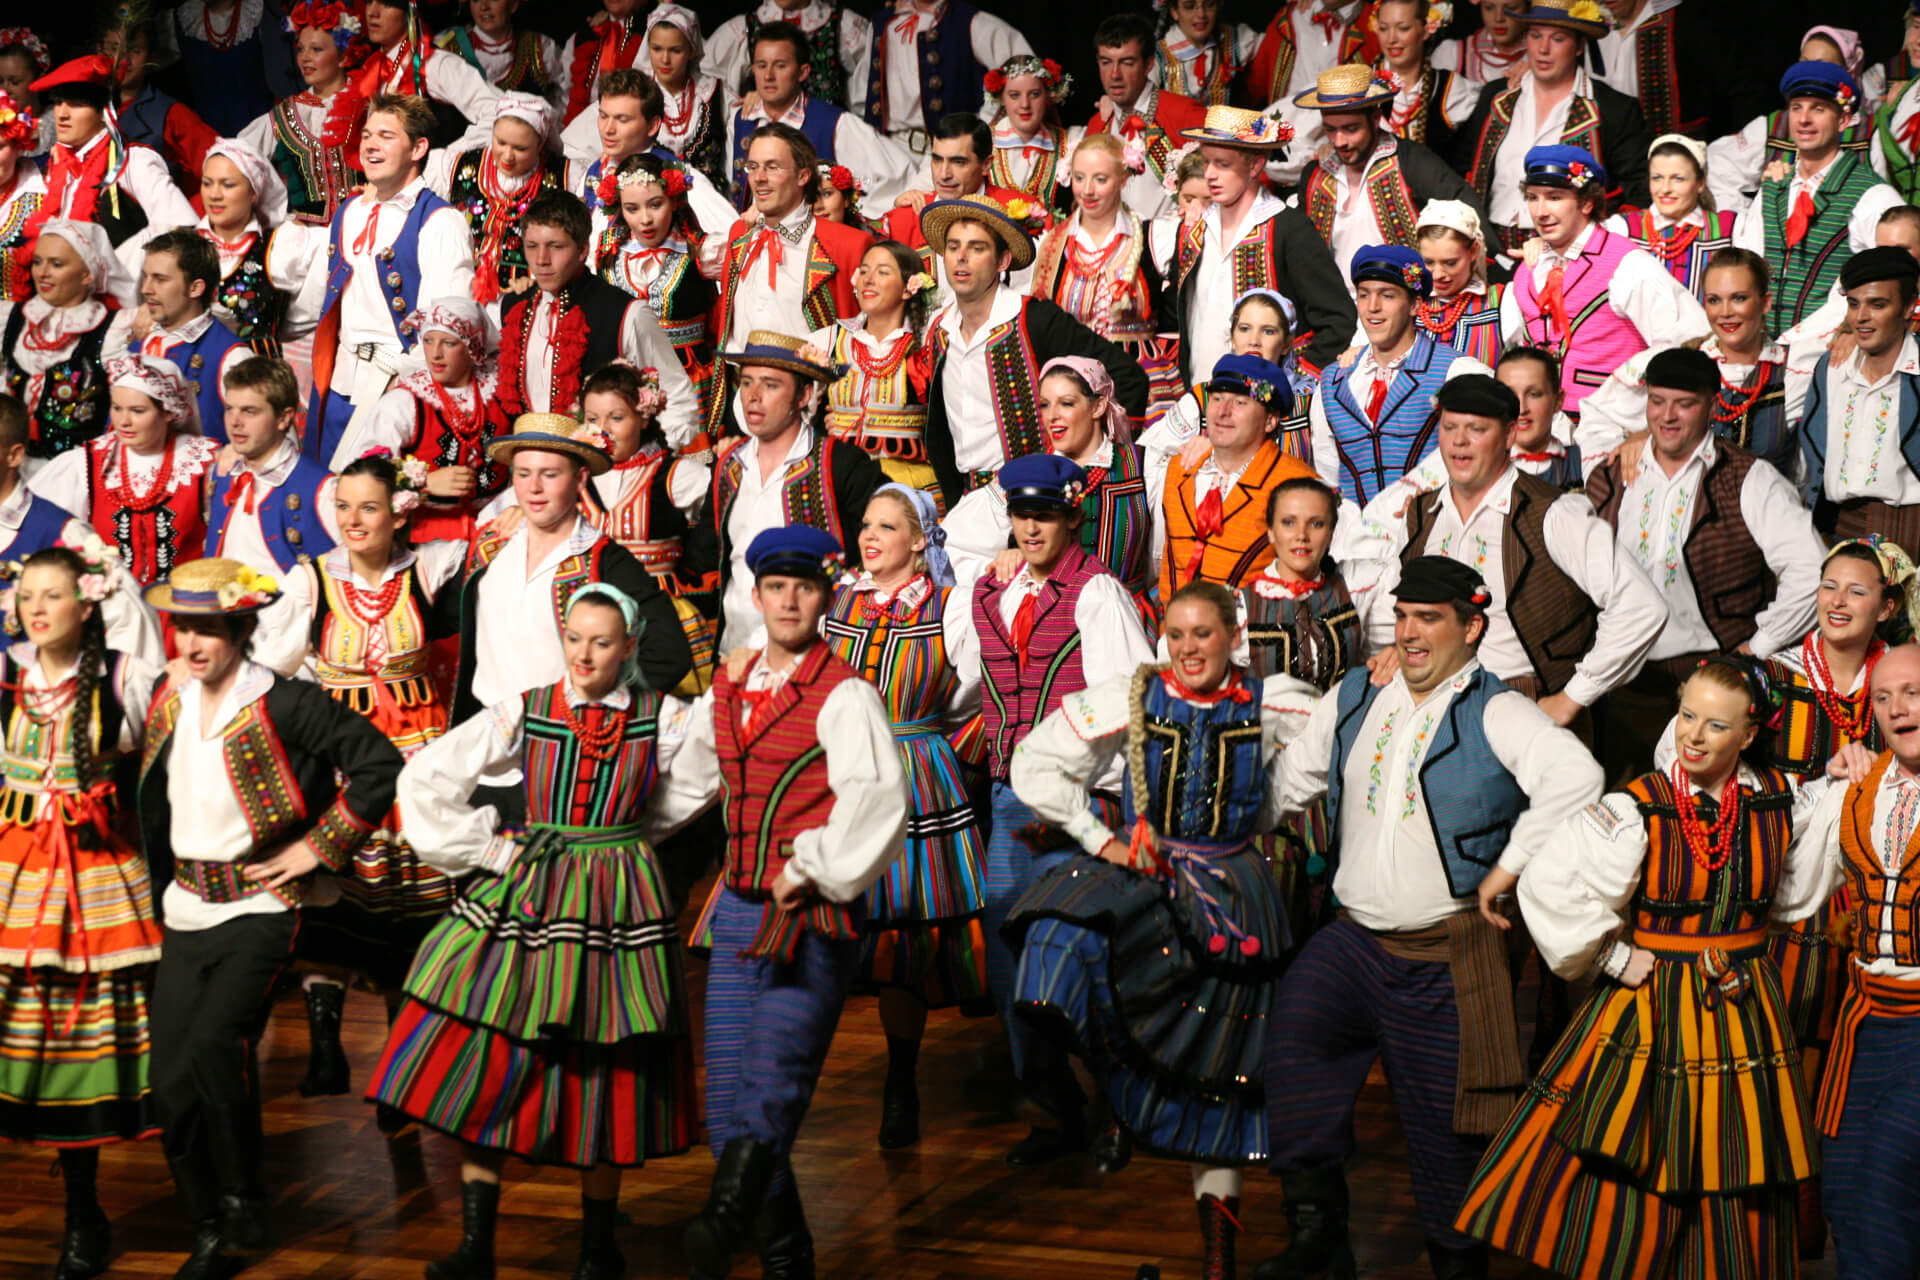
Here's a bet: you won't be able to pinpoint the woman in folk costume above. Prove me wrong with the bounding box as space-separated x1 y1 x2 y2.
1031 132 1182 428
822 484 986 1150
1602 135 1736 301
0 91 45 305
643 5 727 196
274 452 464 1121
1374 0 1480 156
1144 289 1315 473
1413 199 1505 366
983 55 1074 215
812 163 866 228
1457 656 1828 1276
1151 0 1259 107
426 90 564 317
27 356 217 589
0 29 54 162
236 0 371 227
1432 0 1527 83
596 152 719 447
0 221 135 460
0 541 163 1280
1004 580 1320 1280
195 139 291 356
807 240 942 498
368 582 696 1280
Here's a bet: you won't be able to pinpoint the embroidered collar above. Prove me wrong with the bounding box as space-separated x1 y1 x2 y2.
1843 334 1920 383
852 572 934 611
564 678 632 710
152 310 218 346
323 545 418 587
19 296 108 340
992 117 1055 151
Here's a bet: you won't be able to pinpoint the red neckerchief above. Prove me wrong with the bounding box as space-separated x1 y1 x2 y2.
1160 669 1254 704
43 135 114 227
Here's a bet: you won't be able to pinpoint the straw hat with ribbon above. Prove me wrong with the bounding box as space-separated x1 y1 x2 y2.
718 331 841 383
485 413 614 475
1292 64 1398 113
143 558 282 615
1179 105 1295 150
917 193 1038 270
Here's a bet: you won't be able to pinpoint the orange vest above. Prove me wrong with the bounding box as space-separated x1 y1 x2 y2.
1837 751 1920 969
1158 438 1315 601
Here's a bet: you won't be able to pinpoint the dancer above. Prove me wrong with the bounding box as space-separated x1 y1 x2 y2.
643 5 728 194
1457 657 1825 1276
433 0 563 103
1151 0 1259 106
0 542 164 1280
808 239 941 494
368 583 696 1280
427 91 564 312
0 90 44 305
981 54 1074 211
195 140 291 357
1433 0 1528 83
237 0 371 227
1 221 135 458
127 230 249 445
1413 200 1506 366
1605 135 1736 300
1373 0 1480 154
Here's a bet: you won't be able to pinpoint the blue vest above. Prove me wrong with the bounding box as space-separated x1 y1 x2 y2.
861 0 986 135
207 456 336 571
318 189 447 352
133 317 247 445
1798 350 1920 506
731 102 841 209
174 17 273 136
1122 674 1269 844
115 84 181 157
1325 665 1527 898
0 493 74 559
1318 333 1465 505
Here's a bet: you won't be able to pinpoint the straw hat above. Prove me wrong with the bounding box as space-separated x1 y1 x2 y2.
917 193 1039 270
1179 105 1295 150
143 558 283 615
718 331 840 383
1292 64 1397 112
485 413 614 475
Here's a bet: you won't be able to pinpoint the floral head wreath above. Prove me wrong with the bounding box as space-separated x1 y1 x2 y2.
983 55 1072 102
1161 140 1201 196
615 157 692 201
0 91 35 148
0 534 120 637
818 162 864 202
283 1 370 64
0 28 52 77
355 446 430 516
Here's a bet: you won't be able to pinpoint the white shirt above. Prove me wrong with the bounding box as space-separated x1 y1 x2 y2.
707 1 873 117
1572 338 1809 481
727 92 916 210
646 655 909 900
936 285 1028 476
1731 150 1903 258
30 434 218 548
726 202 820 348
1324 139 1399 294
1823 336 1920 506
211 437 344 678
1186 189 1286 384
336 370 494 469
1307 341 1494 490
443 25 565 108
1498 222 1711 351
1277 660 1604 931
1433 30 1527 83
1487 69 1599 229
1072 86 1184 221
1584 0 1682 101
518 280 700 448
1361 467 1668 707
875 1 1030 134
49 131 198 276
720 427 821 650
163 661 290 931
375 43 502 127
1803 765 1920 981
1606 433 1822 660
470 514 604 731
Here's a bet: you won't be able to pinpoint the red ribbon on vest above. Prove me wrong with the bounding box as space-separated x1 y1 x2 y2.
228 469 259 516
1009 591 1038 667
1365 374 1389 423
742 226 785 290
1184 484 1226 579
1784 188 1817 249
1539 263 1569 343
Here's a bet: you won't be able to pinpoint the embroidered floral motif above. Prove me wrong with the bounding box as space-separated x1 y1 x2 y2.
1365 707 1399 815
1401 710 1437 818
1838 383 1894 491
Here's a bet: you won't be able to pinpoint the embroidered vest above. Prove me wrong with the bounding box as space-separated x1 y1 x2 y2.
210 234 283 349
408 385 510 512
1625 768 1793 940
1318 334 1463 504
1466 86 1604 243
498 276 630 416
175 16 272 136
86 436 210 586
0 654 128 827
1761 152 1882 333
522 682 660 827
1123 670 1269 842
1156 32 1239 107
1303 153 1421 250
1327 664 1528 896
987 129 1064 202
1080 441 1154 598
1629 8 1691 135
1247 5 1303 108
750 1 850 108
1620 208 1737 299
1032 213 1154 344
271 96 360 225
440 27 555 95
310 562 439 719
3 307 111 459
582 450 688 579
1875 92 1920 203
1160 439 1307 599
207 454 336 571
861 0 985 133
973 543 1105 778
732 101 842 209
140 318 247 445
320 190 447 351
1512 228 1646 412
822 326 927 463
927 299 1048 465
712 431 848 561
1763 656 1882 780
716 221 848 342
1243 574 1361 691
1837 752 1920 968
1414 284 1506 366
447 147 564 292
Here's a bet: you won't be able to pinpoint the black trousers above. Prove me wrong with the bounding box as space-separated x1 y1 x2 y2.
149 912 298 1223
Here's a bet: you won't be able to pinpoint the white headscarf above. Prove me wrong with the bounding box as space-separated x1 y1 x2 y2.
493 91 554 146
106 354 200 432
402 295 495 364
645 3 704 66
32 219 136 309
204 137 291 229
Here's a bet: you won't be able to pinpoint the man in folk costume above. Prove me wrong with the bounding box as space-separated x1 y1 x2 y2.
652 525 907 1280
357 0 502 145
862 0 1032 156
1081 13 1206 221
1245 0 1376 116
708 0 873 114
1359 375 1666 733
1581 0 1764 139
270 93 474 469
1583 346 1825 779
564 68 737 244
1292 66 1487 288
1733 62 1903 336
1156 353 1318 600
879 113 1040 260
494 192 697 447
1496 145 1709 417
561 0 664 127
1799 643 1920 1280
1453 0 1652 260
1256 554 1603 1280
1312 246 1493 505
726 22 916 211
127 230 249 446
676 334 883 650
453 420 692 737
140 556 403 1279
1800 247 1920 549
917 193 1149 504
1173 105 1357 387
27 54 196 261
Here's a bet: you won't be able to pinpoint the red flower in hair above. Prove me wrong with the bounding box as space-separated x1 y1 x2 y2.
662 169 689 198
1042 58 1063 80
595 162 619 207
984 69 1007 93
828 165 856 192
1566 160 1589 182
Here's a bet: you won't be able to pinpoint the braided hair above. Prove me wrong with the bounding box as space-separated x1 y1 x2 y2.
19 548 109 795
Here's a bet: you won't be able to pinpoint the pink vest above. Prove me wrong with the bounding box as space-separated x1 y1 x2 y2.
1514 227 1648 414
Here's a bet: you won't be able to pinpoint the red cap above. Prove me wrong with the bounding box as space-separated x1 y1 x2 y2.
30 55 115 97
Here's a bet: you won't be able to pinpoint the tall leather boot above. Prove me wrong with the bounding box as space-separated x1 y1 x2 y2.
681 1137 778 1277
54 1148 111 1280
1198 1193 1240 1280
171 1219 230 1280
753 1175 816 1280
1005 1039 1087 1167
297 981 350 1097
425 1180 499 1280
572 1193 624 1280
1250 1165 1356 1280
1425 1239 1489 1280
878 1036 920 1149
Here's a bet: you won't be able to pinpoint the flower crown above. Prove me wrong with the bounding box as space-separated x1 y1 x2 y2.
818 163 864 204
984 55 1072 102
0 94 35 148
1161 140 1200 196
357 446 430 515
617 158 692 200
0 28 51 76
284 0 368 58
220 565 280 611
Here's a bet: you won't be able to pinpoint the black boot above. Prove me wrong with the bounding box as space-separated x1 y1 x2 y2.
297 981 351 1098
1198 1194 1239 1280
425 1180 499 1280
172 1219 232 1280
1092 1121 1132 1175
1424 1239 1488 1280
54 1149 110 1280
878 1036 920 1149
217 1193 269 1252
572 1194 624 1280
682 1137 778 1277
753 1177 815 1280
1250 1165 1356 1280
1005 1045 1087 1167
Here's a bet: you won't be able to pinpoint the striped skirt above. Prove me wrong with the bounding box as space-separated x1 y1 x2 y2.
1766 901 1847 1051
319 687 456 924
1005 839 1286 1165
1456 935 1815 1278
1127 334 1184 431
0 817 162 972
855 723 988 1007
0 965 157 1146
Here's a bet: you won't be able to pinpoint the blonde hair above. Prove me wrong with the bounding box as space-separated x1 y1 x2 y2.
865 488 930 577
1071 131 1128 172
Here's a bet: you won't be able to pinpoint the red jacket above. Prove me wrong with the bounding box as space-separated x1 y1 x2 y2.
1084 89 1207 144
879 182 1048 252
713 214 872 346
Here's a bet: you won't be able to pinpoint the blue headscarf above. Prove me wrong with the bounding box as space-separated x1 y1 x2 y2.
566 581 648 689
874 483 954 587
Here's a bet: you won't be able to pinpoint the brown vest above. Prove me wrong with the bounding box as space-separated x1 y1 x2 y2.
1404 471 1598 695
1586 441 1771 651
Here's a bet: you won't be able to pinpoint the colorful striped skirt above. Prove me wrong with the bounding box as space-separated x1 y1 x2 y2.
0 816 162 973
1127 334 1185 431
1766 901 1847 1051
854 721 988 1007
0 965 158 1146
1456 932 1815 1278
1005 837 1286 1165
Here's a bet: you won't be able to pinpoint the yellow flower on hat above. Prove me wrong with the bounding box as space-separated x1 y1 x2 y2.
1567 0 1604 19
1004 196 1034 222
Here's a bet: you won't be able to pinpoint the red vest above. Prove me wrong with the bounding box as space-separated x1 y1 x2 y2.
85 434 211 587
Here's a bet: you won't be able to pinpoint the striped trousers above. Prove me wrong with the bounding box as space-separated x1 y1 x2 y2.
702 887 859 1183
1265 918 1485 1247
1824 1013 1920 1279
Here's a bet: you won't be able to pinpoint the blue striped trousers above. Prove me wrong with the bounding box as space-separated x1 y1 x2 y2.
1824 1012 1920 1279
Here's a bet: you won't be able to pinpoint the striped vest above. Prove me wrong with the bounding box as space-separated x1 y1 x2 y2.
1159 439 1311 600
1243 574 1361 691
1081 441 1154 598
1761 152 1882 333
1625 767 1793 941
1414 283 1505 366
521 682 659 827
1836 752 1920 968
1303 153 1421 251
1512 228 1646 413
1317 332 1464 504
973 544 1104 779
1762 655 1882 780
1619 208 1736 300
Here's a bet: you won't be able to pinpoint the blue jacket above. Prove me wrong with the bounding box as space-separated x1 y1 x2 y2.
133 316 247 444
207 455 336 572
1318 332 1465 505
